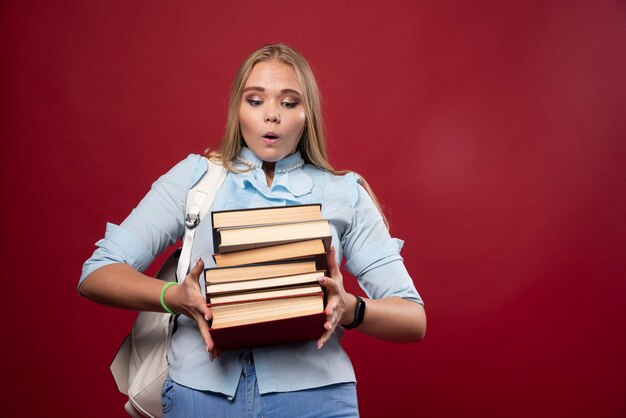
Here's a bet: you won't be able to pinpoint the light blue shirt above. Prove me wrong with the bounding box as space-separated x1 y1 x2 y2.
80 147 422 398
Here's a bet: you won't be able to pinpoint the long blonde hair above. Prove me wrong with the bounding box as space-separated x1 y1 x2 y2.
205 44 389 229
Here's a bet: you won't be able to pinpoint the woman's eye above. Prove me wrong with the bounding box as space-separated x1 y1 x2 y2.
282 101 299 109
246 99 263 107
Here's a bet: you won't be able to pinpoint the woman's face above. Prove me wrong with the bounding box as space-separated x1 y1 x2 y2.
238 60 306 163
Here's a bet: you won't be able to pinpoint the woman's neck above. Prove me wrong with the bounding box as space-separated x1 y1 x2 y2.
262 161 276 187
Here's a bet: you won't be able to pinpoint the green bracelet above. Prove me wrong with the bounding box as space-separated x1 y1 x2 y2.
160 281 179 315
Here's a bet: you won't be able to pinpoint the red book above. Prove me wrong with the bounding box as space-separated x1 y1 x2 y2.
208 293 326 351
210 311 326 351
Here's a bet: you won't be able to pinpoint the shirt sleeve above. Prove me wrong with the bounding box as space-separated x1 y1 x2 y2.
78 154 207 287
341 173 423 304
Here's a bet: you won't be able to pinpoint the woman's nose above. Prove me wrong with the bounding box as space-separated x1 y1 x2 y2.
265 112 280 123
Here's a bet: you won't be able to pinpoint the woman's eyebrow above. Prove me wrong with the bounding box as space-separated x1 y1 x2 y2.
242 86 301 96
243 86 264 93
281 88 302 97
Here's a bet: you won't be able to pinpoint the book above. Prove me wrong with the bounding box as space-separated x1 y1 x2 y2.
206 270 325 295
212 238 328 268
205 259 320 284
206 271 324 297
213 219 332 253
209 294 326 351
208 284 324 305
210 310 326 351
207 204 331 351
211 204 322 229
210 294 324 327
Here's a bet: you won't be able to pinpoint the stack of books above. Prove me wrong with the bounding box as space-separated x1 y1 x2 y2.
206 204 331 351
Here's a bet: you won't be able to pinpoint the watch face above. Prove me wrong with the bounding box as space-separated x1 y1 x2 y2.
355 296 365 323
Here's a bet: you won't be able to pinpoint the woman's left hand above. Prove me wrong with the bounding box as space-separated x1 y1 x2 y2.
317 246 350 349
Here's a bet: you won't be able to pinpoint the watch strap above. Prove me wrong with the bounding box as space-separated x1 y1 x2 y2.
343 295 366 330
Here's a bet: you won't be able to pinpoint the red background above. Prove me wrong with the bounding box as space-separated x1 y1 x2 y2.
2 1 625 417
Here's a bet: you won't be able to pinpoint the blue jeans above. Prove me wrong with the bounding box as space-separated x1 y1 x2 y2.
162 356 359 417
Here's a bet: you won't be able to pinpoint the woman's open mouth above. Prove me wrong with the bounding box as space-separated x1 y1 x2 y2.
262 132 279 143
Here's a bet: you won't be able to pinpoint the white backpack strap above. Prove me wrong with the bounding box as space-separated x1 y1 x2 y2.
176 158 227 282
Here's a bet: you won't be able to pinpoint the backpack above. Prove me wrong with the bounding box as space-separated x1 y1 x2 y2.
109 158 226 418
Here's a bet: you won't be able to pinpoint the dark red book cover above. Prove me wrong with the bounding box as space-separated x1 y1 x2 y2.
210 311 326 351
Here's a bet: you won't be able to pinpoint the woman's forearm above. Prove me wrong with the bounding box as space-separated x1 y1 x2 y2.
78 263 165 312
341 295 426 342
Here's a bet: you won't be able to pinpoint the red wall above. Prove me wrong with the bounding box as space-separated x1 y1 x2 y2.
2 1 625 417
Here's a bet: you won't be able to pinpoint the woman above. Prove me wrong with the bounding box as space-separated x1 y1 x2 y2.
79 43 426 417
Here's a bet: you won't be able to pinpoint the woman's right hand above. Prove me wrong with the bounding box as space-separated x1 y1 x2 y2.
165 259 219 360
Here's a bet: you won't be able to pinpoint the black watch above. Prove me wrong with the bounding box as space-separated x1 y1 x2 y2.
343 295 366 330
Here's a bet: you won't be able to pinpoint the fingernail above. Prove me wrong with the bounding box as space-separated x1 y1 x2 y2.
205 345 209 352
318 277 325 283
204 314 210 321
317 342 324 350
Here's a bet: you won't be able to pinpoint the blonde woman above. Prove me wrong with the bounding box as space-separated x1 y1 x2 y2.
79 44 426 417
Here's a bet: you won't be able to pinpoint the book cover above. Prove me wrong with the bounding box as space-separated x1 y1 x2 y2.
212 238 328 268
207 284 324 306
211 203 322 229
206 270 325 295
213 219 331 254
204 259 319 284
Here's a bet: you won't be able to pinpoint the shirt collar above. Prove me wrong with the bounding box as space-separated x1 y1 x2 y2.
233 147 313 198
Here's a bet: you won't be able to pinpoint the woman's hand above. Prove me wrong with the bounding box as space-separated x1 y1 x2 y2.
165 259 219 360
317 247 352 349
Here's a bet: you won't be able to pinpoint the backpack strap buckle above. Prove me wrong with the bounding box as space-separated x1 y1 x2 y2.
185 213 200 229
